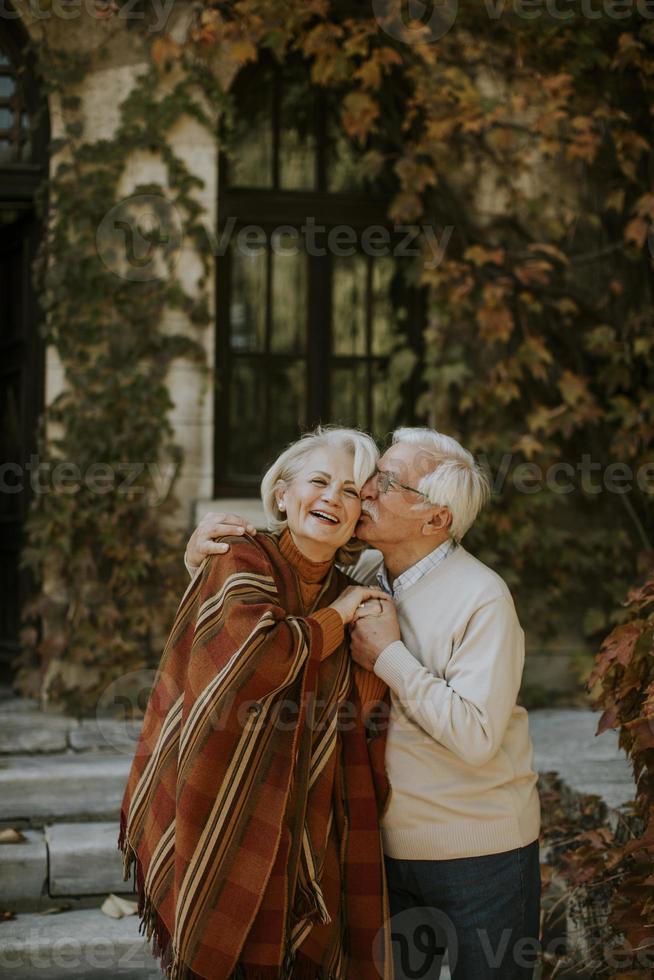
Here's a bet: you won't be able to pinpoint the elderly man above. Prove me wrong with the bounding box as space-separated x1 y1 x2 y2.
183 427 541 980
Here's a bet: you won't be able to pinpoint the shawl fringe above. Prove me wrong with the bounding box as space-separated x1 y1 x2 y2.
119 744 330 980
292 950 336 979
118 810 203 980
237 952 338 979
230 947 328 979
294 882 332 927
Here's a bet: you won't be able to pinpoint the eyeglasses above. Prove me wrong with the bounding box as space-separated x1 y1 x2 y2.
374 468 426 498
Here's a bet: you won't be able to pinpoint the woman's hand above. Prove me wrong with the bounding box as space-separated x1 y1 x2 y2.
185 512 257 569
328 586 393 626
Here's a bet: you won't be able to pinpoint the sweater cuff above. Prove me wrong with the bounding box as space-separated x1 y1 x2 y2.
373 640 419 692
354 666 388 714
309 608 345 660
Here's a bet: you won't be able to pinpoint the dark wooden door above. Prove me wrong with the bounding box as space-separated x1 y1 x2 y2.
0 208 43 674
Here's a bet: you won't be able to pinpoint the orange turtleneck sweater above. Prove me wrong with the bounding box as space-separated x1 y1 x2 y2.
278 529 388 715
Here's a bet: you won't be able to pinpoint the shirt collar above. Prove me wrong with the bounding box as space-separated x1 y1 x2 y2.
377 538 457 599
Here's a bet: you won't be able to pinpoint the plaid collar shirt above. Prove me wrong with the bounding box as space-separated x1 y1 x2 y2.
377 538 458 600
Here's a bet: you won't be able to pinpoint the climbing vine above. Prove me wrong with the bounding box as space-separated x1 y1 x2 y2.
172 0 654 636
15 29 222 711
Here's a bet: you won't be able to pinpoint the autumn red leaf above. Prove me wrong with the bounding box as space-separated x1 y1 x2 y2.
626 576 654 608
341 90 379 143
151 36 182 68
388 191 423 224
515 259 553 287
526 242 569 265
596 704 620 735
464 245 505 267
588 622 644 689
624 216 649 249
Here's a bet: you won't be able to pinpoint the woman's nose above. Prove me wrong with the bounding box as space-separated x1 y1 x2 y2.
321 485 341 505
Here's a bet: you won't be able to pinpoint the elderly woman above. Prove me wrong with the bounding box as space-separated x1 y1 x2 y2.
119 427 394 980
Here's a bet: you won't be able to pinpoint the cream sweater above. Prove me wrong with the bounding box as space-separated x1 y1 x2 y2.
352 546 541 861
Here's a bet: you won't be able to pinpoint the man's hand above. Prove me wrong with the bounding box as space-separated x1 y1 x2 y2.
185 512 257 570
350 602 401 672
329 586 392 626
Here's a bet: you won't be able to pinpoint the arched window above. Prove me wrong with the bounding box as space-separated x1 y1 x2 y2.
215 59 424 494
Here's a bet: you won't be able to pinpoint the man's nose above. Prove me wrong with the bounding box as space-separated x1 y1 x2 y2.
361 476 377 499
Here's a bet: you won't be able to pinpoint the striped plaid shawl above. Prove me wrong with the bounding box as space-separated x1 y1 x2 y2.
118 532 392 980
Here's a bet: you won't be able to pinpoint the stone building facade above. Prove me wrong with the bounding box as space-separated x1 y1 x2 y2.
0 1 586 699
1 1 428 667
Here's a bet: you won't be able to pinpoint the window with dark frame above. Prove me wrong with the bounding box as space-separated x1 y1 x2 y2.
0 14 48 670
0 38 32 165
215 59 424 495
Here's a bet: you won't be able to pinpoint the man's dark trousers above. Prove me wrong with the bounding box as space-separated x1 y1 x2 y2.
384 840 541 980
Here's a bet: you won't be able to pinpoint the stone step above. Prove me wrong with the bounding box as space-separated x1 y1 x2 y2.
0 753 131 824
0 695 143 755
1 823 135 909
0 829 48 908
47 822 130 897
0 909 448 980
0 712 72 754
0 710 633 825
1 904 414 980
528 708 635 811
0 908 162 979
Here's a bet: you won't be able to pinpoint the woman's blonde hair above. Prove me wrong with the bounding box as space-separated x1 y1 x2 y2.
260 426 379 564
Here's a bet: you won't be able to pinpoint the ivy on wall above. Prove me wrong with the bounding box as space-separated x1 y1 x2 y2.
16 33 221 711
182 0 653 639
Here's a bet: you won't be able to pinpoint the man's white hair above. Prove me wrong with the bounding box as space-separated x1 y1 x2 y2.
261 426 378 561
392 427 491 542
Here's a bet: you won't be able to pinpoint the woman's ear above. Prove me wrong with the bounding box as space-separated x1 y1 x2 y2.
274 480 287 514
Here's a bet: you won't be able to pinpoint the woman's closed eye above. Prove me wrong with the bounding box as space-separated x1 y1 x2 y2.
310 477 358 498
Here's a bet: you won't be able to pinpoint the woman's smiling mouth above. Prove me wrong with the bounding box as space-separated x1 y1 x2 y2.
310 510 340 525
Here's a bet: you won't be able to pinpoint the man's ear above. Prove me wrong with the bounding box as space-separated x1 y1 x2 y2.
422 506 452 537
